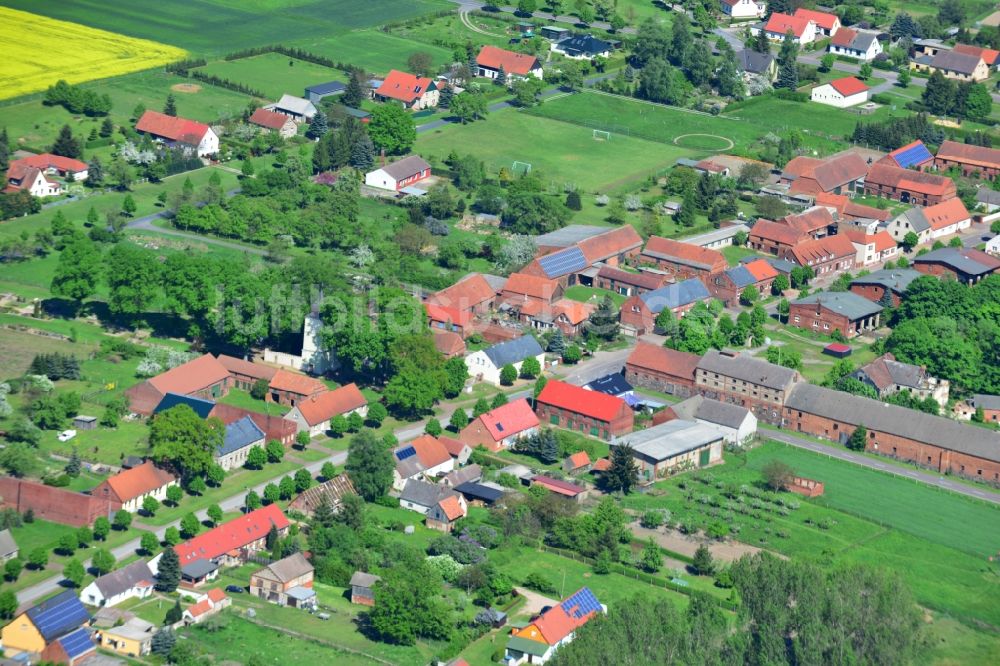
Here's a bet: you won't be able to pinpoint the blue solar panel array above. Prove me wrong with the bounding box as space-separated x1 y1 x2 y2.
26 590 90 642
396 445 417 461
58 628 96 659
538 246 587 278
892 142 933 169
560 587 601 620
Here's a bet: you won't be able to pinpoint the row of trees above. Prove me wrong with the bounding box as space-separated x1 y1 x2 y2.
922 71 993 122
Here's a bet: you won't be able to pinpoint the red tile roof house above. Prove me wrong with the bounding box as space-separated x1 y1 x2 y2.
91 461 178 513
427 273 497 317
563 451 592 474
5 154 88 197
595 266 668 297
460 398 540 451
760 12 816 45
135 110 219 157
425 302 475 339
575 225 644 267
285 383 368 437
810 76 870 108
780 153 869 196
624 342 700 397
392 435 456 490
4 162 62 197
953 43 1000 70
267 369 327 407
707 258 779 306
505 587 605 663
125 354 231 416
788 234 857 277
182 588 231 625
934 140 1000 179
364 155 432 191
839 227 898 267
373 70 439 110
432 328 467 359
863 163 957 205
518 298 594 338
248 108 298 139
426 494 468 532
638 236 727 282
476 45 543 82
815 192 892 224
167 504 290 570
748 219 807 256
439 436 473 465
793 7 841 36
501 273 565 309
536 380 634 440
780 206 837 239
216 354 277 392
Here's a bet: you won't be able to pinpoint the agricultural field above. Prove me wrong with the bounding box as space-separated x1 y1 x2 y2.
0 0 452 55
416 106 696 193
195 54 342 100
530 89 909 155
0 7 186 100
619 441 1000 662
297 29 454 76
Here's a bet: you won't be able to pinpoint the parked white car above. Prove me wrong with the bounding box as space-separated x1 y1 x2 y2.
57 430 77 442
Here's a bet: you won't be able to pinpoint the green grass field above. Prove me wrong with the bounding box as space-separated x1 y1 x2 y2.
0 0 452 55
298 29 455 75
196 53 341 100
416 106 695 193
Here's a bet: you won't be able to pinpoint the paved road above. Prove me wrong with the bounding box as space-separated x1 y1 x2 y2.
15 449 349 609
450 0 637 34
766 429 1000 505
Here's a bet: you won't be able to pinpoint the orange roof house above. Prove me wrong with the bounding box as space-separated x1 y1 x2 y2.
780 207 836 238
789 234 856 274
748 219 807 254
286 383 368 435
576 225 644 265
763 12 814 40
505 587 605 661
815 192 892 222
476 45 542 77
248 108 296 138
91 462 178 512
793 7 840 33
268 369 327 407
374 70 438 108
953 43 1000 66
923 197 971 233
864 163 957 204
135 110 217 156
432 328 467 358
829 76 868 97
563 451 592 474
174 504 289 566
125 354 231 415
501 273 563 306
782 153 868 195
460 398 540 451
427 273 497 314
640 236 727 278
426 494 468 532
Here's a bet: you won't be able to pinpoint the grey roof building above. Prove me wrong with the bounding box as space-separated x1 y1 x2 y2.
265 94 318 120
785 383 1000 464
534 225 608 248
0 529 17 561
913 247 1000 282
972 394 1000 411
639 278 711 313
697 349 799 392
736 48 775 76
669 395 753 430
90 560 154 601
894 207 930 233
792 292 883 321
976 188 1000 208
400 479 456 510
930 50 984 76
154 392 215 419
850 269 923 296
378 155 432 182
217 416 265 458
619 419 724 471
304 81 345 103
483 335 544 368
554 34 612 57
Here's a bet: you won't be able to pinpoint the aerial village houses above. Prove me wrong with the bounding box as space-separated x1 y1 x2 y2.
638 236 728 281
624 342 700 397
80 560 155 608
399 479 462 515
810 76 870 108
839 227 898 267
215 416 266 471
135 110 219 157
168 504 290 570
595 266 667 297
849 268 923 307
535 379 634 440
719 0 766 19
217 354 276 392
364 155 432 191
267 368 326 407
879 140 935 171
373 70 439 109
913 49 989 81
505 588 605 665
816 192 892 226
392 435 455 490
0 477 115 527
2 590 95 665
736 48 776 82
464 335 545 386
250 552 316 609
5 154 88 197
125 353 231 415
91 461 178 513
793 7 840 36
788 292 883 339
248 108 298 138
912 247 1000 284
658 395 758 445
779 207 837 240
209 402 297 447
532 475 588 502
619 278 711 336
953 43 1000 71
708 258 779 306
459 398 540 451
864 163 957 205
183 588 231 625
288 474 356 517
828 28 882 61
788 234 857 276
264 94 317 122
748 219 806 256
759 13 816 45
304 80 345 104
851 353 949 405
93 616 156 658
284 383 368 437
476 45 543 81
425 493 468 532
501 272 564 306
780 152 869 196
695 350 800 424
934 140 1000 178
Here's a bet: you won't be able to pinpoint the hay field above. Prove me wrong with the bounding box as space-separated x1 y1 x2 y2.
0 7 186 100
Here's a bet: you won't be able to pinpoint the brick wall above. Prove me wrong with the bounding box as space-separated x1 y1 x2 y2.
783 408 1000 483
0 478 114 526
788 303 854 338
625 366 695 397
849 284 901 308
535 403 634 439
695 370 787 424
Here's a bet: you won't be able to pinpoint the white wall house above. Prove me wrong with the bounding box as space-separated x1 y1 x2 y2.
80 561 155 608
464 336 545 386
829 29 882 61
285 384 368 438
135 110 219 157
811 77 869 108
719 0 766 19
364 155 432 191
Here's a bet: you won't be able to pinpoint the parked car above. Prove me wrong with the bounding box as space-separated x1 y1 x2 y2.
225 585 244 593
57 430 76 442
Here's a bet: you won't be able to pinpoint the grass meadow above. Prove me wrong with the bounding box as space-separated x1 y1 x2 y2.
0 7 186 99
620 441 1000 662
416 107 697 193
196 53 342 100
0 0 452 55
298 29 454 75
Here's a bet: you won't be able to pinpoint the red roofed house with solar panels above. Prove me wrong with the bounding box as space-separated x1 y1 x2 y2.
374 70 439 109
166 504 289 569
535 380 634 440
879 140 934 171
460 398 540 451
135 110 219 157
810 76 869 107
506 587 605 664
476 45 543 81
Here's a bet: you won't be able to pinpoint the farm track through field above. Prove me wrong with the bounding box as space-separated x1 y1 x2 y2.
459 10 504 37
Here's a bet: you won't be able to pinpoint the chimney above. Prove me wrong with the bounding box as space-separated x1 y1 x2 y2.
380 148 386 167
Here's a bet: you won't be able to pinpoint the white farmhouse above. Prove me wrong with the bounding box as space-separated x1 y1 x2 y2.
365 155 432 192
829 29 882 61
664 395 757 446
80 560 155 608
719 0 766 19
464 335 545 386
810 76 869 108
135 110 219 157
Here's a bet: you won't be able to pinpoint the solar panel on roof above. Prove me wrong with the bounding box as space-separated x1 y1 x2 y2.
538 246 587 278
893 143 933 169
396 446 416 461
495 422 505 432
59 628 95 659
560 587 600 619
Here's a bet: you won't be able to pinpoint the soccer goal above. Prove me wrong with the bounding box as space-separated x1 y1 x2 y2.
593 129 611 141
511 161 532 175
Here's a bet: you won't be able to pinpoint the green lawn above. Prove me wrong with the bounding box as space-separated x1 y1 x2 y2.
563 285 627 308
217 389 290 416
0 0 452 55
196 53 341 100
417 106 695 193
297 29 454 75
757 324 876 384
720 245 761 267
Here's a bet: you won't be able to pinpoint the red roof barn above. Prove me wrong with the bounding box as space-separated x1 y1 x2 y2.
535 380 634 439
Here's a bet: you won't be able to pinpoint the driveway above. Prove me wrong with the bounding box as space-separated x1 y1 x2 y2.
513 586 558 615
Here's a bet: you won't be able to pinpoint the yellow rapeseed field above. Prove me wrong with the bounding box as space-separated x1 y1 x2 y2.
0 7 187 100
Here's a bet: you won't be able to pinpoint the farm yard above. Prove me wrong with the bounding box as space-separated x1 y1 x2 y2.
0 0 452 55
416 106 698 193
0 6 186 100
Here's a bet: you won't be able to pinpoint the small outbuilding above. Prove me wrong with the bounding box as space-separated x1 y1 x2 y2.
350 571 381 606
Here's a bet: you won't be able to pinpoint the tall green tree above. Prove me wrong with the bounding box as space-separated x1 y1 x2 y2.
51 238 102 303
156 546 181 592
51 125 82 159
105 243 161 315
150 405 224 480
604 444 639 494
922 70 955 115
775 32 799 90
164 93 177 117
368 103 417 155
368 562 453 645
345 430 394 501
